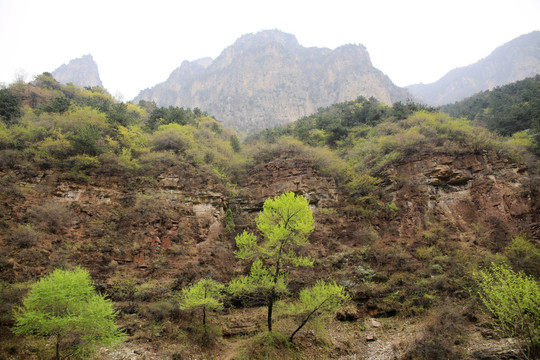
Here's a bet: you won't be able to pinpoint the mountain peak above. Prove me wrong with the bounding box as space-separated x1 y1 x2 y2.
134 30 409 131
235 29 300 49
52 54 103 88
407 31 540 105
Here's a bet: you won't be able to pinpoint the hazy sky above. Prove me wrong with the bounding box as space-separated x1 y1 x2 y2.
1 0 538 100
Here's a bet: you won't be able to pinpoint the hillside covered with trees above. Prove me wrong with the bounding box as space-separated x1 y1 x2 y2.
442 75 540 155
0 75 538 359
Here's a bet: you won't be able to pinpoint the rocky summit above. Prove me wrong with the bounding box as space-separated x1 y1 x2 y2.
134 30 410 131
52 54 103 88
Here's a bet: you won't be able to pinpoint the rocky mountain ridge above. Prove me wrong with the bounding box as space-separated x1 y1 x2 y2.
407 31 540 106
52 54 103 88
134 30 410 131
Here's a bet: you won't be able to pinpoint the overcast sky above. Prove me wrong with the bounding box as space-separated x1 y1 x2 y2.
0 0 538 100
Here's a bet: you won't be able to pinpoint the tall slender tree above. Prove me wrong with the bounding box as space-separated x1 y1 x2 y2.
229 192 314 332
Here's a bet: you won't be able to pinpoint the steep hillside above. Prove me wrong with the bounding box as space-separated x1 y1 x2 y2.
52 54 103 88
407 31 540 106
0 79 538 359
134 30 410 131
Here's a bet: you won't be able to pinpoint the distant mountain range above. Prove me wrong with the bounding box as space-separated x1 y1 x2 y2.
52 54 103 88
407 31 540 106
52 30 540 130
133 30 410 131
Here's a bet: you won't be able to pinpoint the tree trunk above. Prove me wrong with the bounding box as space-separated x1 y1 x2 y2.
56 334 60 360
289 319 308 343
202 305 206 327
267 297 274 332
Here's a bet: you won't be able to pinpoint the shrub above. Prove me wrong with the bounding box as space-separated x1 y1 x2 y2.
0 281 29 326
29 200 73 233
505 235 540 277
151 123 195 153
6 224 40 248
0 149 21 169
401 304 466 360
476 263 540 359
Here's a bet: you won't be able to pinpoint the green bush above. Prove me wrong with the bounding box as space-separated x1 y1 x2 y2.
476 263 540 359
505 235 540 277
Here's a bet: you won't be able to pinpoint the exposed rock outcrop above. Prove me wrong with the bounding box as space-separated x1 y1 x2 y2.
134 30 410 131
52 54 103 88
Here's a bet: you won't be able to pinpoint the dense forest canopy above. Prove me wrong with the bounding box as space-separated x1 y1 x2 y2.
441 75 540 154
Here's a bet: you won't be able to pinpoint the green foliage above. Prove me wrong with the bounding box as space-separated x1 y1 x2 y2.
230 192 314 332
179 278 225 327
0 88 22 123
281 280 349 342
505 235 540 278
442 75 540 154
476 263 540 359
151 123 195 153
69 124 103 155
33 72 62 90
39 96 71 114
12 267 125 360
224 208 235 232
228 258 289 300
147 105 197 130
230 134 241 152
255 192 314 266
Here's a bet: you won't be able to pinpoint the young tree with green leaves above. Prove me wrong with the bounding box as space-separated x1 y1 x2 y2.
12 267 124 360
228 192 314 332
179 278 225 329
476 263 540 359
282 280 349 343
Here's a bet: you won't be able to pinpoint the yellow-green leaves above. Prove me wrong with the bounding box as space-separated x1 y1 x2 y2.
281 280 349 342
256 191 314 249
234 231 258 260
179 278 225 313
476 263 540 358
12 267 125 359
231 192 315 331
235 192 314 268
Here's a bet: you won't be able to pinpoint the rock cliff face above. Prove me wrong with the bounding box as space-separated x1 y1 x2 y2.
134 30 410 131
0 146 538 358
1 148 536 284
382 151 537 246
407 31 540 106
52 54 103 88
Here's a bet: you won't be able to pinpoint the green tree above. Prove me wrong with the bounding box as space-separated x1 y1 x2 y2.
40 96 71 114
179 278 225 329
229 192 314 332
283 280 349 342
0 88 22 124
230 134 241 152
12 267 124 360
476 263 540 359
69 124 103 155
